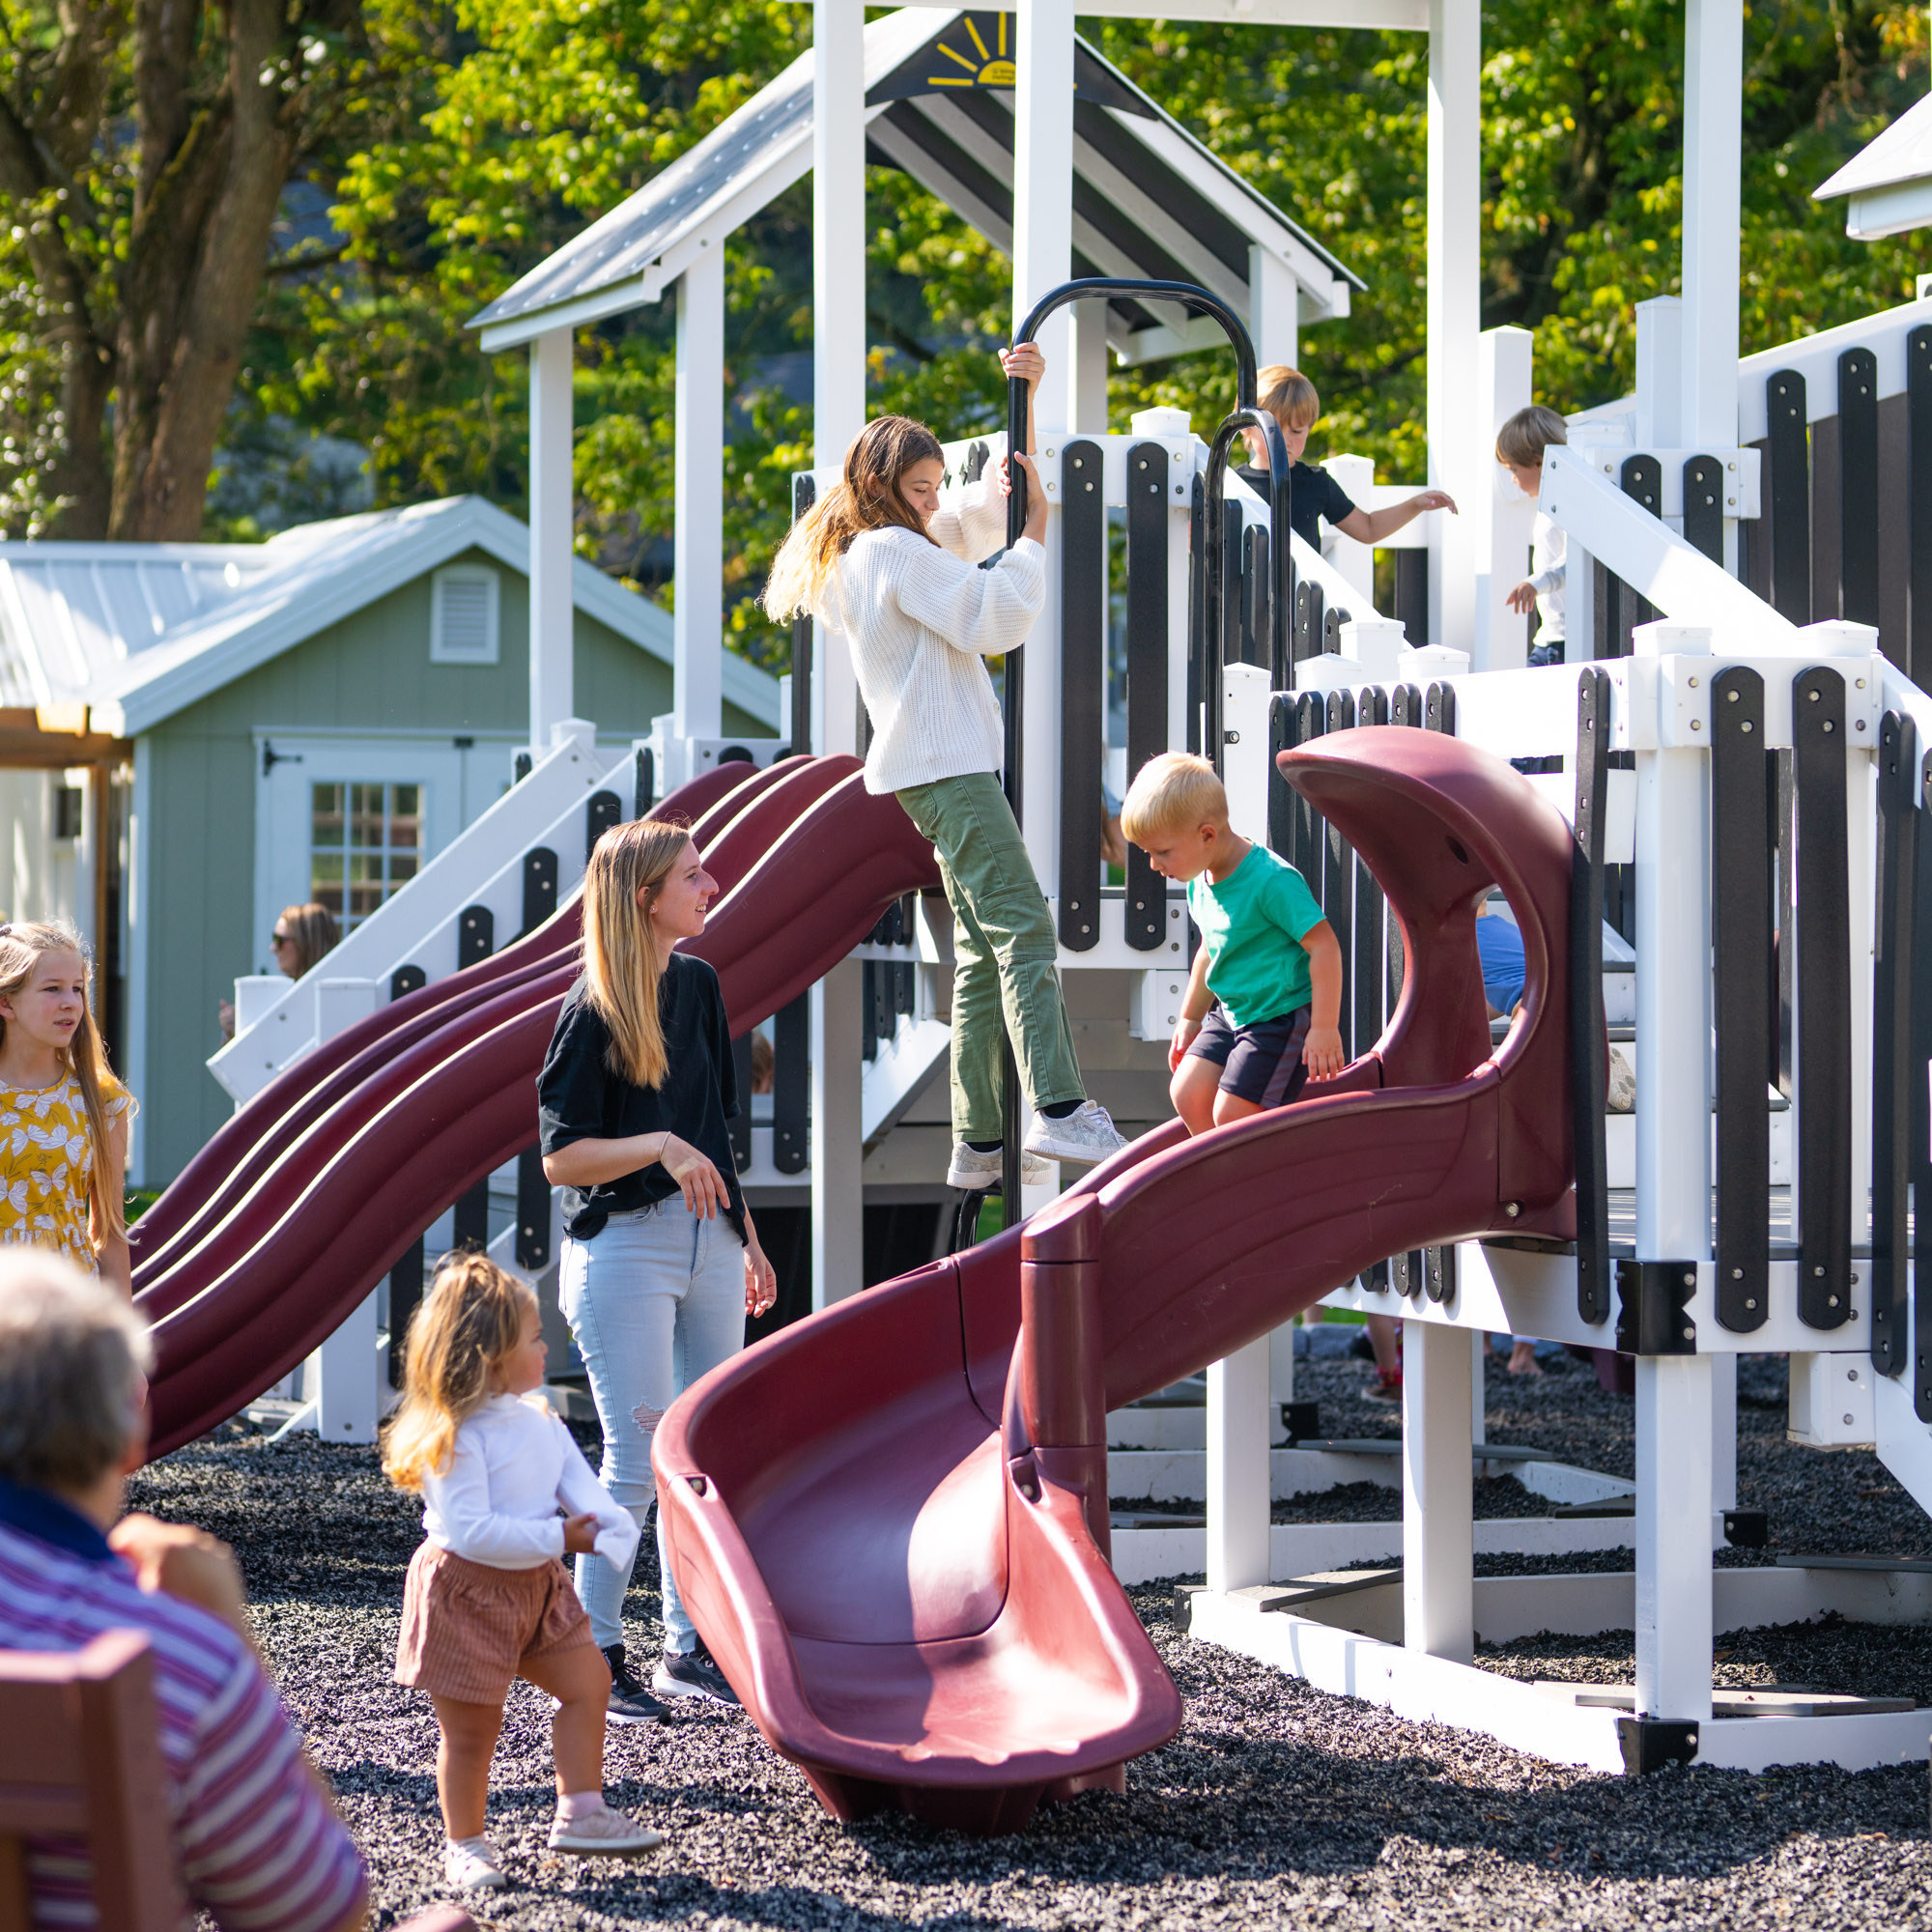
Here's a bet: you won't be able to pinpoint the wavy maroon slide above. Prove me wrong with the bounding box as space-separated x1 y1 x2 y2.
652 726 1580 1834
130 757 768 1269
137 758 939 1458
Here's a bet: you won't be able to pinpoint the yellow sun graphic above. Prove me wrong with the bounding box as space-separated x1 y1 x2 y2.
928 14 1017 89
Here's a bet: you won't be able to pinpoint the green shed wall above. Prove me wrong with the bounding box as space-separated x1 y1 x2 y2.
133 551 770 1184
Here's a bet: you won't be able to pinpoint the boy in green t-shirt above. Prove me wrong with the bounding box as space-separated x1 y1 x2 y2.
1121 752 1346 1133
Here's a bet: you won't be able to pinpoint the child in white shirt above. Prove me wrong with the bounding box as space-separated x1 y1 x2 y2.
384 1251 661 1892
1498 405 1569 665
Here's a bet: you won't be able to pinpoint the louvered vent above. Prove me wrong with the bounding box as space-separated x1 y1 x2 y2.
431 566 499 664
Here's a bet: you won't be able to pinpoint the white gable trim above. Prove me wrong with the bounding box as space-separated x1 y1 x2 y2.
89 497 778 737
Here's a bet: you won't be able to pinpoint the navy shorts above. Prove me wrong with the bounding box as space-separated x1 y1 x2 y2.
1184 1004 1312 1108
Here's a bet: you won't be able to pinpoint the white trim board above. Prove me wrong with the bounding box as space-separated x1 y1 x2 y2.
1109 1515 1642 1588
1185 1579 1932 1776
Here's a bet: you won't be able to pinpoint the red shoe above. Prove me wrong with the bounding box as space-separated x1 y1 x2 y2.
1366 1369 1403 1403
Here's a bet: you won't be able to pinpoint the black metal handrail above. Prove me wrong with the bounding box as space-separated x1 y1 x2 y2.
983 275 1286 1220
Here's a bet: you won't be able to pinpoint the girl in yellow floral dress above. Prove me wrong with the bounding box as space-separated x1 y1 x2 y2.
0 922 135 1293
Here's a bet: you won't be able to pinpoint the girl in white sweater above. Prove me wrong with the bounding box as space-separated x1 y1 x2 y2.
384 1251 663 1891
763 346 1126 1191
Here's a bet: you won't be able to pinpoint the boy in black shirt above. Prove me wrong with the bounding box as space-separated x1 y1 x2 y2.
1236 364 1458 555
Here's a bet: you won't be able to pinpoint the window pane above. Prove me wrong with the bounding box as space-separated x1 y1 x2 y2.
311 784 344 846
312 776 428 931
310 851 343 918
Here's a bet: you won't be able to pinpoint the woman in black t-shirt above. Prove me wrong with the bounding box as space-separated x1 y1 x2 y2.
539 817 777 1721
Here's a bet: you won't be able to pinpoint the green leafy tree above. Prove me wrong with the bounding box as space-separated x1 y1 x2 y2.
0 0 392 537
214 0 1931 677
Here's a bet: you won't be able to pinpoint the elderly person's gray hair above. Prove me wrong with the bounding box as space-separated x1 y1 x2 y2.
0 1248 152 1492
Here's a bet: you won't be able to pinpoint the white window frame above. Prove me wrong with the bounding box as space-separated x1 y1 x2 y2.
430 564 501 665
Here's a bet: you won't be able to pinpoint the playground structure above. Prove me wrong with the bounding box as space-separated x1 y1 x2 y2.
144 0 1932 1834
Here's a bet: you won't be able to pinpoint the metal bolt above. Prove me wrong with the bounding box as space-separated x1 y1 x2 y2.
1690 675 1700 688
1683 1324 1695 1339
1844 1413 1857 1427
1225 729 1240 745
1726 689 1740 702
1045 447 1055 458
1684 1271 1696 1287
1743 720 1754 732
1690 719 1702 730
1809 688 1821 701
1849 1367 1861 1381
1856 719 1866 731
1830 1294 1840 1307
1746 1297 1757 1310
1815 1265 1826 1276
1732 1266 1744 1278
1857 678 1867 689
1505 1202 1520 1218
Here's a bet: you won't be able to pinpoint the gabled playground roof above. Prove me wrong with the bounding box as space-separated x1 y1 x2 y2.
1814 94 1932 241
471 6 1361 358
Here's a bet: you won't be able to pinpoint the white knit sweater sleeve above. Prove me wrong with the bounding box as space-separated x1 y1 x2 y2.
892 535 1045 659
928 473 1009 564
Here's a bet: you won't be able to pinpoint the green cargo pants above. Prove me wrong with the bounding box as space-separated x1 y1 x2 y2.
895 772 1086 1143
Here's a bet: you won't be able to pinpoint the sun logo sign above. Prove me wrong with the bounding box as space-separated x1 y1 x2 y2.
927 13 1016 88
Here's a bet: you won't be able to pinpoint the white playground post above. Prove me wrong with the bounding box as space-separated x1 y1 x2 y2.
1404 1321 1474 1663
810 0 867 1310
1426 0 1481 654
527 327 576 752
673 245 726 744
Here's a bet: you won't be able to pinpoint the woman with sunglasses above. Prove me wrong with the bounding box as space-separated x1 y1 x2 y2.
217 902 341 1039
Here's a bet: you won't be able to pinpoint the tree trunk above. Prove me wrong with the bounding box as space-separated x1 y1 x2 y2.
109 0 298 540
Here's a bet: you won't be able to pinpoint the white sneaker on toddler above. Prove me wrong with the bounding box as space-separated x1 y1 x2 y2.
547 1803 665 1857
443 1835 508 1890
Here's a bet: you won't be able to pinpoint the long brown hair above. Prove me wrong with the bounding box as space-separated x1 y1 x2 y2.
0 922 131 1245
582 816 697 1090
761 414 946 623
275 902 340 978
382 1251 537 1490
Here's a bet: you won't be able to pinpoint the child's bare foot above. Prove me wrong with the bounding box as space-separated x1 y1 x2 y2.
1507 1339 1543 1377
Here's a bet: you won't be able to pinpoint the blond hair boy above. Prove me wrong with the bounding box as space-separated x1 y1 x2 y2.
1236 365 1458 554
1122 752 1345 1130
1496 404 1569 662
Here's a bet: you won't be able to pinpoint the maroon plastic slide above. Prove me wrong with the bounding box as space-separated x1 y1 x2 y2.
136 756 939 1458
653 725 1580 1834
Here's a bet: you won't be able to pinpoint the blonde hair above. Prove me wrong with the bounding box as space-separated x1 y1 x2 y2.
0 921 132 1245
275 903 339 979
1121 752 1230 845
1496 406 1568 469
582 816 697 1090
382 1251 537 1491
762 415 947 624
1257 365 1321 434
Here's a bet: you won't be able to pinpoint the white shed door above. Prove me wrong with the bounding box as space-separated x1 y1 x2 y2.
254 736 465 976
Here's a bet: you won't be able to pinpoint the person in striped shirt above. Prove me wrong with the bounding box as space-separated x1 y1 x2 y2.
0 1248 368 1932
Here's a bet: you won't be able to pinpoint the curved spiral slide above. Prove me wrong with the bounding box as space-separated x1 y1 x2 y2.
135 754 941 1459
652 727 1582 1834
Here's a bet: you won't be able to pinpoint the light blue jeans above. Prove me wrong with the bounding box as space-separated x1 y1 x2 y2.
558 1199 746 1658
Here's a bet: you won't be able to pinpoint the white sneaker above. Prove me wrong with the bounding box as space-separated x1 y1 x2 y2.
1023 1101 1129 1168
443 1837 508 1890
548 1804 665 1857
946 1141 1055 1191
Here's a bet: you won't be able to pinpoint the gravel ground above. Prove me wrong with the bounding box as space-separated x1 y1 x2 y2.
124 1345 1932 1931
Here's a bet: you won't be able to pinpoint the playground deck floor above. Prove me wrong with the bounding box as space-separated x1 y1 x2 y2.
132 1350 1932 1930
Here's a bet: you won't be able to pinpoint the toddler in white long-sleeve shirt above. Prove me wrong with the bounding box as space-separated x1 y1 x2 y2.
384 1251 664 1893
